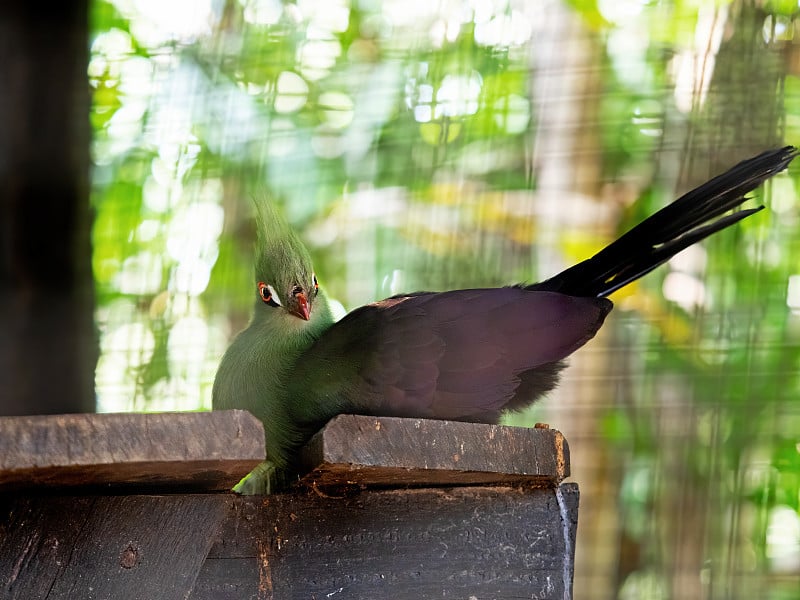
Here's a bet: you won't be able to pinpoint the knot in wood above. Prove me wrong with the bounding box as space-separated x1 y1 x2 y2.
119 543 139 569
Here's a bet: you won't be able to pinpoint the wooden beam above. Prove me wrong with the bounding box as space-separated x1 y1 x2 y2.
0 410 265 491
297 414 570 489
0 1 96 416
1 495 226 600
1 486 579 599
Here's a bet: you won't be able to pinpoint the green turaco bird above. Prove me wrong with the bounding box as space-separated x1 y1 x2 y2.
213 147 797 493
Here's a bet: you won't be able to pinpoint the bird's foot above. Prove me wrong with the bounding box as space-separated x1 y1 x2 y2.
232 460 286 495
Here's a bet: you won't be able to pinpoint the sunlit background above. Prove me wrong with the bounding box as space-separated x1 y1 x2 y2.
89 0 800 598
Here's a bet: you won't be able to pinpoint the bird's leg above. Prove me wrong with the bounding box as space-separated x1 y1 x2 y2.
232 459 294 495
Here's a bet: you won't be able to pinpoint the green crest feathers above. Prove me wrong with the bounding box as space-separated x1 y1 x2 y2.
252 197 314 286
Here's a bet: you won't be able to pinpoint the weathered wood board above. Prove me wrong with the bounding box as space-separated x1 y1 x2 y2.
298 414 570 489
0 412 569 492
1 485 579 600
0 412 578 599
0 494 226 600
0 410 265 491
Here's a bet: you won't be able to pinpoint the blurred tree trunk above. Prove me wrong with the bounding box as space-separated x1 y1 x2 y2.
528 4 617 600
0 2 96 415
658 3 786 599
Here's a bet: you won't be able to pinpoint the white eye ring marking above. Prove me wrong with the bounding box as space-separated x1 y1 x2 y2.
266 284 282 306
257 281 283 307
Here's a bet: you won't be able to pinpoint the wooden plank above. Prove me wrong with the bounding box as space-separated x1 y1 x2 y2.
0 496 96 599
0 412 567 491
0 410 264 491
1 495 228 600
297 415 570 489
194 484 580 599
2 486 578 599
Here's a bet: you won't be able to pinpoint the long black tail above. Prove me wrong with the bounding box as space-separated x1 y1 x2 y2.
529 146 797 298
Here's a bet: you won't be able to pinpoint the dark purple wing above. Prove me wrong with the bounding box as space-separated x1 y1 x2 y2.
287 288 611 426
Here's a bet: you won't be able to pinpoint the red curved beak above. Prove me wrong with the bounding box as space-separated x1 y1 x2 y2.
290 292 310 321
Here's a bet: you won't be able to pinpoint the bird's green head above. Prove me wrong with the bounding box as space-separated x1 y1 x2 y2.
253 201 322 324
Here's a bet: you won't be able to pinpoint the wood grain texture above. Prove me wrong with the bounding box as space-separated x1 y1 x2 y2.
1 495 226 600
297 414 570 489
0 496 95 599
0 410 265 491
194 484 579 599
1 478 578 598
0 487 574 599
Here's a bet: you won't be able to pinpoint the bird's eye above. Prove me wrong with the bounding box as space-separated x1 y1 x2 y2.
312 273 319 294
257 282 282 307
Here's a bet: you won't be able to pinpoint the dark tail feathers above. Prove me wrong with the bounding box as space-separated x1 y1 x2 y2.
529 146 797 298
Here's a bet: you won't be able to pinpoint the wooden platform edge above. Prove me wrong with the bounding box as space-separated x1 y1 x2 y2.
0 410 265 491
0 411 572 492
297 414 571 489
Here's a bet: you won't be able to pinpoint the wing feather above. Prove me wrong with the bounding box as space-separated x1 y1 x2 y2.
288 288 611 426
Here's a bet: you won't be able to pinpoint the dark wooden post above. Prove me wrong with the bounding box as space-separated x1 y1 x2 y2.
0 412 578 599
0 1 97 416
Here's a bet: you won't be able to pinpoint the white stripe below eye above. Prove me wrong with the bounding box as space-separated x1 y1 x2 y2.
267 284 282 306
